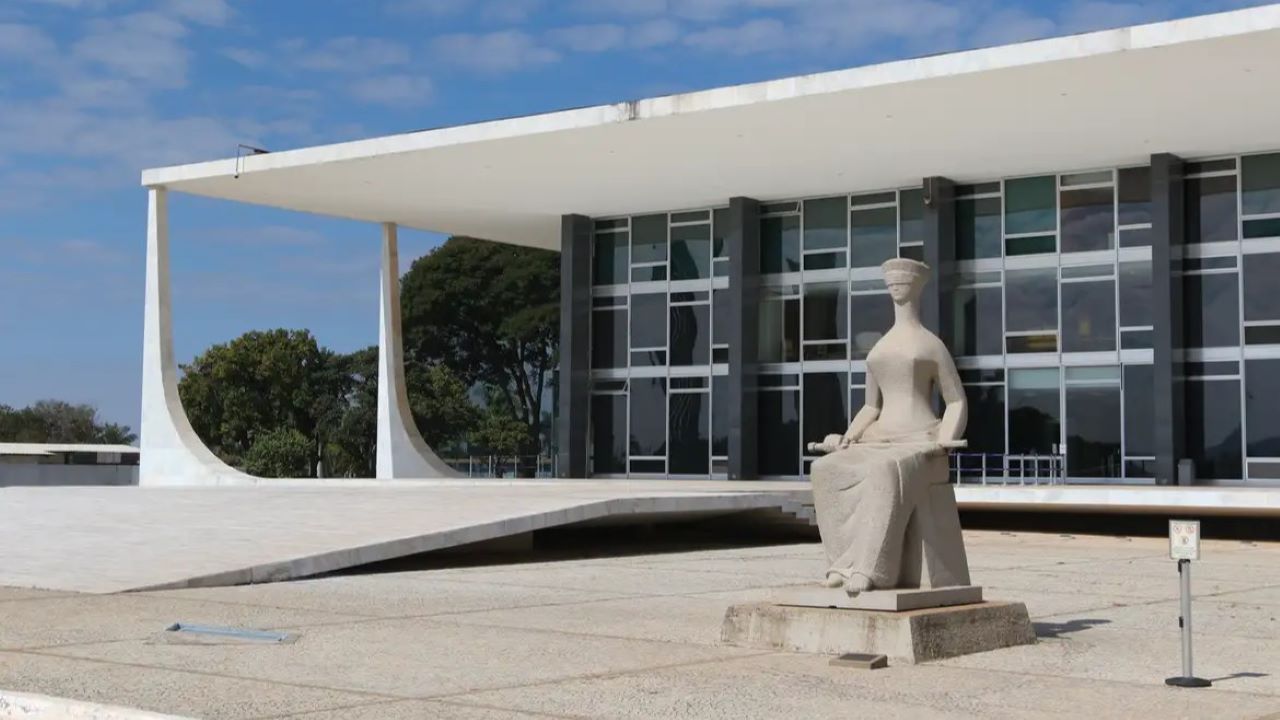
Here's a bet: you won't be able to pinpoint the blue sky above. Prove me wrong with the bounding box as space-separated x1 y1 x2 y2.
0 0 1263 430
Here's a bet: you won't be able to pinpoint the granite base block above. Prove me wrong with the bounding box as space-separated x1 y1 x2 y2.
773 585 983 611
721 600 1036 664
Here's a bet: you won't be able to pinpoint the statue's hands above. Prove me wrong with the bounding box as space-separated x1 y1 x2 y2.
839 431 860 449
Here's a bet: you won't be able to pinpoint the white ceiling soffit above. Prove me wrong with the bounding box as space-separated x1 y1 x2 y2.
142 5 1280 250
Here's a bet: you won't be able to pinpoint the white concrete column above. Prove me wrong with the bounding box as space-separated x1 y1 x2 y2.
376 223 459 479
140 187 254 486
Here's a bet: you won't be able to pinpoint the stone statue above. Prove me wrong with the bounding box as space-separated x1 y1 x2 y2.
808 258 971 596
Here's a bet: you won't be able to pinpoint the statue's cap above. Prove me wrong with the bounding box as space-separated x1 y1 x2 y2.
881 258 931 284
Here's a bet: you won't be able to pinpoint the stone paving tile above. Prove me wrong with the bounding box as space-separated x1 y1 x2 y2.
445 594 741 645
45 616 755 699
0 593 369 650
0 651 380 720
279 698 560 719
149 574 632 619
972 565 1259 601
433 563 798 596
0 587 72 602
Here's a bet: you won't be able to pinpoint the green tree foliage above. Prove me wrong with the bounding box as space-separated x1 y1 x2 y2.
0 401 136 444
179 329 343 470
400 237 559 466
243 427 312 478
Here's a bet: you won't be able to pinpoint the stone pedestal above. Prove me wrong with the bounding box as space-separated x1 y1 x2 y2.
773 585 984 611
722 599 1036 664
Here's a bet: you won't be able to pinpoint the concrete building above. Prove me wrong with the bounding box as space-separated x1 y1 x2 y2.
0 443 139 486
139 5 1280 488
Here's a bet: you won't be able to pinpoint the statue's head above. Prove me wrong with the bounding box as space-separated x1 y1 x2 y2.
881 258 931 305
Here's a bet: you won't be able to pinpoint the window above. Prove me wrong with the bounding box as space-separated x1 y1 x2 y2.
1005 176 1056 255
803 373 848 453
590 393 626 474
1242 153 1280 239
1186 374 1242 481
1246 360 1280 458
758 379 800 476
1061 180 1115 253
849 204 897 269
670 223 711 281
668 390 709 475
1061 269 1116 352
849 288 892 360
712 207 730 277
711 375 729 460
1118 166 1152 247
670 303 710 366
952 272 1002 356
803 197 847 251
1008 368 1060 454
1186 174 1238 244
1123 364 1154 478
1119 261 1152 328
591 306 626 368
593 223 628 285
1184 270 1240 348
761 213 800 274
899 189 925 258
1065 367 1121 478
803 282 847 361
963 380 1005 456
956 196 1001 260
630 292 667 362
1005 268 1058 353
758 286 800 363
628 377 667 461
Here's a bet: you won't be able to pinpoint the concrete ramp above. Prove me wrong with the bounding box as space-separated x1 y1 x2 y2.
0 481 810 594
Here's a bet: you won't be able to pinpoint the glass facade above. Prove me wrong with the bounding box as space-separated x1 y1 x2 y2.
584 151 1280 484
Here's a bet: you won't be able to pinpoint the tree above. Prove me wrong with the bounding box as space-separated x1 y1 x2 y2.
243 427 312 478
179 329 346 472
0 401 136 444
400 237 559 471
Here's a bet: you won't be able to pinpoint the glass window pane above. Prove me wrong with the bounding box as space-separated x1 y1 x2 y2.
1061 186 1115 253
591 394 626 474
804 251 847 270
899 189 924 247
952 286 1002 356
1062 278 1116 352
1119 261 1152 328
1008 368 1060 454
712 289 729 346
956 197 1001 260
668 392 709 474
1118 166 1151 226
713 208 729 259
670 304 710 366
631 214 667 263
630 293 667 349
1184 272 1240 348
670 224 710 280
761 215 800 274
850 206 897 268
594 232 627 285
1186 379 1242 480
803 373 848 450
758 389 800 476
1186 175 1239 244
803 282 847 342
758 293 799 363
803 197 847 251
1244 252 1280 322
1006 234 1056 256
850 292 893 360
1242 153 1280 216
1005 176 1056 235
630 265 666 282
1123 364 1153 458
964 384 1005 455
591 309 626 368
1066 384 1121 478
1006 268 1058 333
712 375 729 458
628 378 666 457
1246 360 1280 458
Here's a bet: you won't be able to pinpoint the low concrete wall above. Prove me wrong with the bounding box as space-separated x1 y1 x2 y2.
0 465 137 487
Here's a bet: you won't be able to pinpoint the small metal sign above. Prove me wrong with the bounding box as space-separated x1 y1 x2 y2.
1169 519 1201 561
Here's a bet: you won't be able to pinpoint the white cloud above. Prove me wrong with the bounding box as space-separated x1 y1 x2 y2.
432 30 559 73
72 12 191 89
548 24 628 53
220 46 267 68
629 18 682 48
348 74 435 107
293 36 412 73
683 17 788 54
0 22 56 60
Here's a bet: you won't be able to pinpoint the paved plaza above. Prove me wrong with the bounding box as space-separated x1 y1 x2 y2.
1 529 1277 719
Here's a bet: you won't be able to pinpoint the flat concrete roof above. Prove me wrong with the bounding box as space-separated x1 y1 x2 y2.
143 5 1280 250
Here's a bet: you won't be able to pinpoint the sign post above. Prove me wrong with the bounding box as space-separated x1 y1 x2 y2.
1165 519 1211 688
